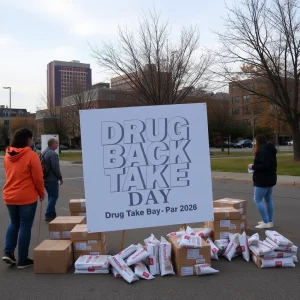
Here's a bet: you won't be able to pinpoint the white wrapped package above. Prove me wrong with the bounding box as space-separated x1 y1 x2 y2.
134 263 155 280
260 257 295 268
265 230 293 247
74 268 110 274
119 244 138 260
215 239 229 256
249 240 275 256
293 256 298 264
206 238 219 260
195 228 211 238
248 233 259 246
127 244 150 266
224 233 239 261
185 226 196 236
146 243 160 275
194 264 219 275
263 251 294 259
108 255 139 283
265 238 298 253
179 235 202 249
167 231 185 237
144 233 160 245
238 232 250 262
159 237 175 276
112 267 121 278
75 255 110 270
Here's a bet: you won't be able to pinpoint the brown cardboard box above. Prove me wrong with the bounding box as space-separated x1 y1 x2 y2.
70 224 104 241
214 198 247 216
70 212 86 217
69 199 86 212
49 216 86 240
73 238 107 261
213 229 242 240
168 236 211 267
213 207 241 221
205 220 245 231
252 253 262 268
175 264 197 276
34 240 73 274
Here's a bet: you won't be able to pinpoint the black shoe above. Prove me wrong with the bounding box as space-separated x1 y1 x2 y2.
44 217 55 222
17 258 34 269
2 253 17 265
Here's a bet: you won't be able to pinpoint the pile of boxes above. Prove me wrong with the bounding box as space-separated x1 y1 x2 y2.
205 198 247 240
168 236 211 276
69 199 86 217
34 199 106 274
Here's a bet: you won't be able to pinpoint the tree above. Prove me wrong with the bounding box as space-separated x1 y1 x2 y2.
62 83 97 146
12 116 36 134
208 97 235 151
91 10 211 106
216 0 300 160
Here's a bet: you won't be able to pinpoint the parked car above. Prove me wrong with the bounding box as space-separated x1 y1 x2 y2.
233 140 253 148
288 140 293 146
224 141 235 148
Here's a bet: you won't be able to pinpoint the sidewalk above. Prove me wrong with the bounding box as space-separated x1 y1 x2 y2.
212 171 300 186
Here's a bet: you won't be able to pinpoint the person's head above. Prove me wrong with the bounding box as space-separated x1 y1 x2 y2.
48 138 59 150
11 128 33 148
253 134 268 156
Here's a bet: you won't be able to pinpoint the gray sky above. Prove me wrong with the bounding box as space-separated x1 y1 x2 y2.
0 0 233 112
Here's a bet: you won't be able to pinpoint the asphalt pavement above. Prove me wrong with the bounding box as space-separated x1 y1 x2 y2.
0 163 300 300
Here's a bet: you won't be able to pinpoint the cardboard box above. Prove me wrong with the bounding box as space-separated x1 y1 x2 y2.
213 207 241 221
69 199 86 212
49 216 86 240
168 236 211 267
205 220 245 231
34 240 73 274
70 224 104 241
252 253 262 268
73 240 106 252
214 198 247 215
70 212 86 217
213 229 242 240
175 265 197 276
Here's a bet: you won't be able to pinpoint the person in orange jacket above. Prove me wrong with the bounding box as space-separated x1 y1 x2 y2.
2 128 45 269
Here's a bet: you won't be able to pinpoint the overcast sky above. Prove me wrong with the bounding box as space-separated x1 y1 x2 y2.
0 0 233 112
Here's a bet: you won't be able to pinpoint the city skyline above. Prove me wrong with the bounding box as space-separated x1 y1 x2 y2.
0 0 232 112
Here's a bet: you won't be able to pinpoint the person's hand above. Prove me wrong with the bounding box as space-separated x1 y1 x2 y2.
59 179 63 185
248 164 253 170
39 197 44 202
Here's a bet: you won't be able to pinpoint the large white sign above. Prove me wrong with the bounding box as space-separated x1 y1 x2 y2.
80 104 213 232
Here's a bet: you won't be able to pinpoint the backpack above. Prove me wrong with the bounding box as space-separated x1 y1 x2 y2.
40 150 50 179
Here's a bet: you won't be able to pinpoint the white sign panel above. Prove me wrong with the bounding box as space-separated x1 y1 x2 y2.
41 134 59 155
80 104 213 232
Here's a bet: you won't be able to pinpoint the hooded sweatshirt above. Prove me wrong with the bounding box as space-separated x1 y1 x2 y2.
3 147 45 205
252 143 277 187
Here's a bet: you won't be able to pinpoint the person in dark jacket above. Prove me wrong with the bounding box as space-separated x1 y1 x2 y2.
248 134 277 229
42 138 63 222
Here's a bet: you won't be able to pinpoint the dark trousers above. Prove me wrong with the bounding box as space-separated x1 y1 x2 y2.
45 180 59 219
4 202 37 264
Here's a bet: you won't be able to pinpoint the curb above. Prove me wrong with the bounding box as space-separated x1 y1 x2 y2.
212 176 300 187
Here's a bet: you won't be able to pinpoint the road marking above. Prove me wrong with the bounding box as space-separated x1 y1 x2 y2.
63 177 83 180
59 207 69 212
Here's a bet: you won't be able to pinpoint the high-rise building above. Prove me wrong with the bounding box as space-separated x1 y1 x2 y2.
47 60 92 107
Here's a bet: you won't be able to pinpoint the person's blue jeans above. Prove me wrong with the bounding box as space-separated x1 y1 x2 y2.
45 180 59 219
4 202 37 264
254 187 274 223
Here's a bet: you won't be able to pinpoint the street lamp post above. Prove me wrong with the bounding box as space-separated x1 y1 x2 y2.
3 87 12 145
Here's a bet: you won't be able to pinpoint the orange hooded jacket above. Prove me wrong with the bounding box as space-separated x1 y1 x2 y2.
2 147 45 205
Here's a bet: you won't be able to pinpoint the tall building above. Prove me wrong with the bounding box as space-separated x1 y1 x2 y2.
47 60 92 107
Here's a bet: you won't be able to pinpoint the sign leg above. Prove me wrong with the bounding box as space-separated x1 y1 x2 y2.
120 230 126 251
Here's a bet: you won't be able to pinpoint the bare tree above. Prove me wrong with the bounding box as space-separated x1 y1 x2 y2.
37 93 69 143
215 0 300 160
91 10 211 106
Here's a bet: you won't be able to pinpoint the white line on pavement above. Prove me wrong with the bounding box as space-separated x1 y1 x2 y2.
63 177 83 180
59 207 69 212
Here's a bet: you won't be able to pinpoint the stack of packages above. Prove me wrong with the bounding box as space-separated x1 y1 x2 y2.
74 255 110 274
70 224 107 261
208 198 247 239
249 230 298 268
33 216 86 274
69 199 86 217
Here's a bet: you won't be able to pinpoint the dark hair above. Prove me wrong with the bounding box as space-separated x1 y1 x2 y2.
11 128 33 148
48 138 58 147
254 134 268 156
